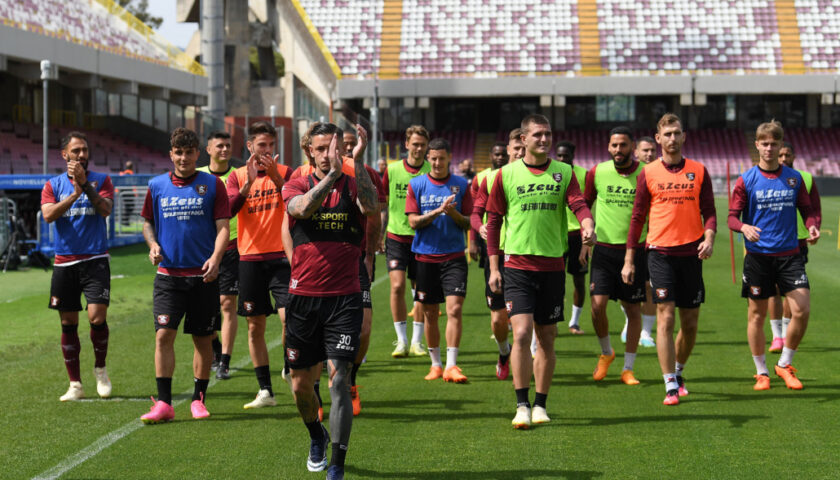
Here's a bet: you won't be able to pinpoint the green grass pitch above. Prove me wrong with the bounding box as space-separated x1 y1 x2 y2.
2 197 840 479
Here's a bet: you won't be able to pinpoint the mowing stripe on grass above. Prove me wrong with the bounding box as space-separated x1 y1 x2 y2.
32 336 285 480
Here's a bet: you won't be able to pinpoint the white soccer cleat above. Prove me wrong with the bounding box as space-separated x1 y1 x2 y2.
60 381 84 402
531 406 551 424
244 389 277 409
512 405 531 429
94 367 112 398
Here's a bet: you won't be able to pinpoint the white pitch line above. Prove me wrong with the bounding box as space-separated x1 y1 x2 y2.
32 336 285 480
371 273 388 287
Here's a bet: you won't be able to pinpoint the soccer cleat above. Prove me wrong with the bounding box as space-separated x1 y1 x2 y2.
391 341 408 358
593 350 615 381
531 406 551 424
60 381 84 402
424 366 443 380
496 357 510 380
409 342 428 356
350 385 361 416
620 369 640 385
191 393 210 419
326 464 345 480
243 389 277 409
306 424 329 472
216 365 231 380
443 365 468 384
676 376 689 397
94 367 112 398
753 374 771 391
620 325 627 343
210 353 221 372
568 324 584 335
140 397 175 424
769 337 785 353
663 389 680 406
639 332 656 348
775 364 803 390
511 405 531 429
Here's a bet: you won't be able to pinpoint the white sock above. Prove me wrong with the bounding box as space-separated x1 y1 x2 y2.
778 347 796 367
598 335 612 356
569 305 582 326
394 321 408 344
428 347 442 367
675 362 685 377
663 373 679 392
620 304 629 323
769 319 783 339
530 330 538 356
642 314 656 336
623 352 636 371
753 354 769 376
411 321 424 345
445 347 459 369
496 339 511 356
782 317 791 338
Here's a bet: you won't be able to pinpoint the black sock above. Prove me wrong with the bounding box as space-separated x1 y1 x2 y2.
212 337 222 357
314 380 323 407
515 387 530 408
220 354 231 368
156 377 172 405
499 353 510 365
330 443 348 468
350 363 361 386
89 321 107 331
534 392 548 409
61 324 78 334
193 378 209 401
304 420 323 440
255 365 273 396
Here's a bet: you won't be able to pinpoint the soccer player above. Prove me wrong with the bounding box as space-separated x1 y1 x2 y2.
41 131 114 401
583 126 647 385
382 125 431 358
198 131 238 380
406 138 473 383
139 127 230 423
620 135 657 348
471 130 524 380
282 123 378 480
556 140 588 335
622 113 716 406
226 121 293 409
728 122 819 390
487 114 594 429
766 142 821 353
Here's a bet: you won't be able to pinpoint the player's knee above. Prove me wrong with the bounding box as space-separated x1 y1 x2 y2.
446 302 462 319
329 362 351 392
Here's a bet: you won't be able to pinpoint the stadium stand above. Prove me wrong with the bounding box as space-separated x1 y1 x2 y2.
796 0 840 70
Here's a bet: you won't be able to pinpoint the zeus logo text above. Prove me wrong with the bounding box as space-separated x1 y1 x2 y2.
516 183 564 195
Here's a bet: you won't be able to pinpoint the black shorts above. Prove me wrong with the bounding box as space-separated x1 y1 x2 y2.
589 245 647 303
153 275 219 336
218 247 240 296
285 293 363 369
483 257 506 311
504 267 565 325
742 253 809 299
385 237 417 280
647 251 705 308
800 244 809 264
564 232 588 276
238 257 290 317
414 257 468 304
476 237 488 269
359 254 372 309
49 257 111 311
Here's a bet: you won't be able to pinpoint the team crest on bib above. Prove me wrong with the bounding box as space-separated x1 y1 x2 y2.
552 173 563 182
686 172 695 181
787 177 797 188
90 181 98 189
750 286 761 296
157 314 169 325
287 348 299 362
196 184 208 195
656 288 668 299
450 186 460 194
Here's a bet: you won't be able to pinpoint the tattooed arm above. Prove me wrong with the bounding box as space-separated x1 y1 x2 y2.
351 124 378 216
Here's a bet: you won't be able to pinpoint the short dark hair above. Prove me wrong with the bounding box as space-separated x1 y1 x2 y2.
609 126 634 141
782 141 795 153
492 141 507 150
637 136 655 145
309 122 343 139
520 114 550 132
247 121 276 142
508 128 523 141
61 131 88 151
170 127 199 149
428 138 451 153
207 130 231 141
556 140 576 155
